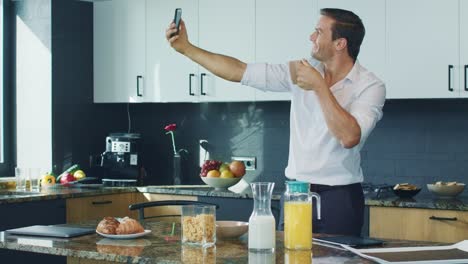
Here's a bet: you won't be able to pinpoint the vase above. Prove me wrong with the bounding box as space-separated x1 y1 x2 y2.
173 153 182 185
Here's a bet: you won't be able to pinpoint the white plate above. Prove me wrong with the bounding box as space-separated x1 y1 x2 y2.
96 230 151 239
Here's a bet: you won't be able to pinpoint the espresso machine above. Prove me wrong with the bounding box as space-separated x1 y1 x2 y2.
99 133 144 186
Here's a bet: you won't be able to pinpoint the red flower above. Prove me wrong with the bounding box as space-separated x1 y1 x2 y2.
164 124 177 132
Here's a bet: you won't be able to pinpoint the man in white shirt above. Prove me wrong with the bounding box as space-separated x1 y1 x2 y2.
166 8 385 235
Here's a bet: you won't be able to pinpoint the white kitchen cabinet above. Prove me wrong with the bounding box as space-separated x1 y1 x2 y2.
254 0 316 101
461 0 468 98
386 0 459 99
197 0 256 102
317 0 386 82
94 0 147 103
146 0 199 102
146 0 255 102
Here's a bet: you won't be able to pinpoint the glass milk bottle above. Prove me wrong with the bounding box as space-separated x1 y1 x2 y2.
284 181 321 250
248 182 276 253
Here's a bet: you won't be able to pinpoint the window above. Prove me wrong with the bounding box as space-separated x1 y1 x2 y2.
0 0 13 177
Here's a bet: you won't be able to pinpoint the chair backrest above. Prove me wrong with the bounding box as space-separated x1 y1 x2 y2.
128 200 220 222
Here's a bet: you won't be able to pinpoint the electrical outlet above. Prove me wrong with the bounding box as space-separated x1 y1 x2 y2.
231 156 256 171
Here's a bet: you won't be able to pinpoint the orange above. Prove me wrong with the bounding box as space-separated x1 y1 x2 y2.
206 170 221 178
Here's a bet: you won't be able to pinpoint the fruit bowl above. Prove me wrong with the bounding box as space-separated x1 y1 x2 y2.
216 221 248 239
427 183 465 198
201 177 242 190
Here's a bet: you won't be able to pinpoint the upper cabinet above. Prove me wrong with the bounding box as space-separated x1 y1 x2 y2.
146 0 199 102
254 0 316 101
94 0 147 103
94 0 468 102
461 0 468 98
386 0 459 99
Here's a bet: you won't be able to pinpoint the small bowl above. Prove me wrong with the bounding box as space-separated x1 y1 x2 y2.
392 188 421 199
201 177 242 190
427 183 465 198
216 221 248 239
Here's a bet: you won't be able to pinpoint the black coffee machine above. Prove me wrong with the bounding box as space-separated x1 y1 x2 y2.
99 133 145 186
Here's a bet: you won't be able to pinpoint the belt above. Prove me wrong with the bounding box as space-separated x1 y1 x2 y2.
310 182 362 193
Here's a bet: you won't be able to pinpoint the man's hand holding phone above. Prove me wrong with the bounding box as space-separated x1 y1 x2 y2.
166 8 191 54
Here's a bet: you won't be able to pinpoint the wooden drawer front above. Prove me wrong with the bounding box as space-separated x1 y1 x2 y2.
66 193 137 223
370 207 468 243
139 193 197 221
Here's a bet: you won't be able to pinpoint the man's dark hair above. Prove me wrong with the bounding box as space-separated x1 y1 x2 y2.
320 8 365 62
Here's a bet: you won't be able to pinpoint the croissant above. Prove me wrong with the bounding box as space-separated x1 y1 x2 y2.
96 217 120 234
116 217 145 234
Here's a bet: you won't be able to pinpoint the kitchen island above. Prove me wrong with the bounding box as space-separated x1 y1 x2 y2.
0 220 442 264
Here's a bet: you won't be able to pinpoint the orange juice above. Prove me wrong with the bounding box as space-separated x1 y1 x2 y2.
284 201 312 249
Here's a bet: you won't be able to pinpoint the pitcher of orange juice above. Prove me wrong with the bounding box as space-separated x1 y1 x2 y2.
284 181 321 250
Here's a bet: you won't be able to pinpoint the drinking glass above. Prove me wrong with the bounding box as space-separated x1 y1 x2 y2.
15 167 27 191
29 168 42 191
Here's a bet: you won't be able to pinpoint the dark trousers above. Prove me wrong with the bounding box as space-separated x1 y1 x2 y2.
279 183 364 236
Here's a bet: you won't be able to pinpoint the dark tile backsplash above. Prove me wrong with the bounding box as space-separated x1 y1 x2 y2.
46 1 468 193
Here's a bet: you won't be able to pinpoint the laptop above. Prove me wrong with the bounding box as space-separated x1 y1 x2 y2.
314 235 384 247
5 225 95 238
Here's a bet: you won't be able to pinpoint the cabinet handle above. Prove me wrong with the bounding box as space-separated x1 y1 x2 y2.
448 65 454 92
137 75 143 97
92 200 113 205
201 73 207 95
189 74 195 96
429 216 457 221
464 65 468 91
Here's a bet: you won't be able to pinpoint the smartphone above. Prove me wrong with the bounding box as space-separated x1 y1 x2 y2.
170 8 182 38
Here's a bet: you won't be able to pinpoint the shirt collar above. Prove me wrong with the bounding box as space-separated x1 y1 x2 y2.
316 60 361 83
344 60 361 83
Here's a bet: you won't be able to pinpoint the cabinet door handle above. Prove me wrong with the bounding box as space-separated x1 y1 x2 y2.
429 216 457 221
92 200 113 205
189 73 195 96
464 65 468 91
137 75 143 97
201 73 207 95
448 65 454 92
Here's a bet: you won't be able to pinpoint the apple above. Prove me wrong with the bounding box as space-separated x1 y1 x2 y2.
60 173 76 184
229 161 246 177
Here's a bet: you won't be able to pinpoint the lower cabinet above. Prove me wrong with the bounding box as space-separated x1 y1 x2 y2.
370 206 468 243
66 192 139 223
0 199 66 264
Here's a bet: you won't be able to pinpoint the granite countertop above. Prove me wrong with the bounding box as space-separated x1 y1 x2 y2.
1 185 467 211
366 194 468 211
0 221 443 264
0 186 137 205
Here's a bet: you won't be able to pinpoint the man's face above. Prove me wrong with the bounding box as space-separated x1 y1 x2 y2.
310 15 336 61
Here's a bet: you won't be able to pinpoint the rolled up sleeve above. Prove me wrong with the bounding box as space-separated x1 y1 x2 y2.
349 80 386 147
241 63 292 92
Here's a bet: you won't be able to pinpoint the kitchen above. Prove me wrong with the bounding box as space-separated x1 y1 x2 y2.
1 0 468 263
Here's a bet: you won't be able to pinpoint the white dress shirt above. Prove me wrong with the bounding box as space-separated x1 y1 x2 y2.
241 58 386 186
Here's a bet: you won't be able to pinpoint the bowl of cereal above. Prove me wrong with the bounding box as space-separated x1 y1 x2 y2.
427 181 465 198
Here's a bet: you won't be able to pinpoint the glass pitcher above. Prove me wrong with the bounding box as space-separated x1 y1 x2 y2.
284 181 321 250
248 182 276 253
